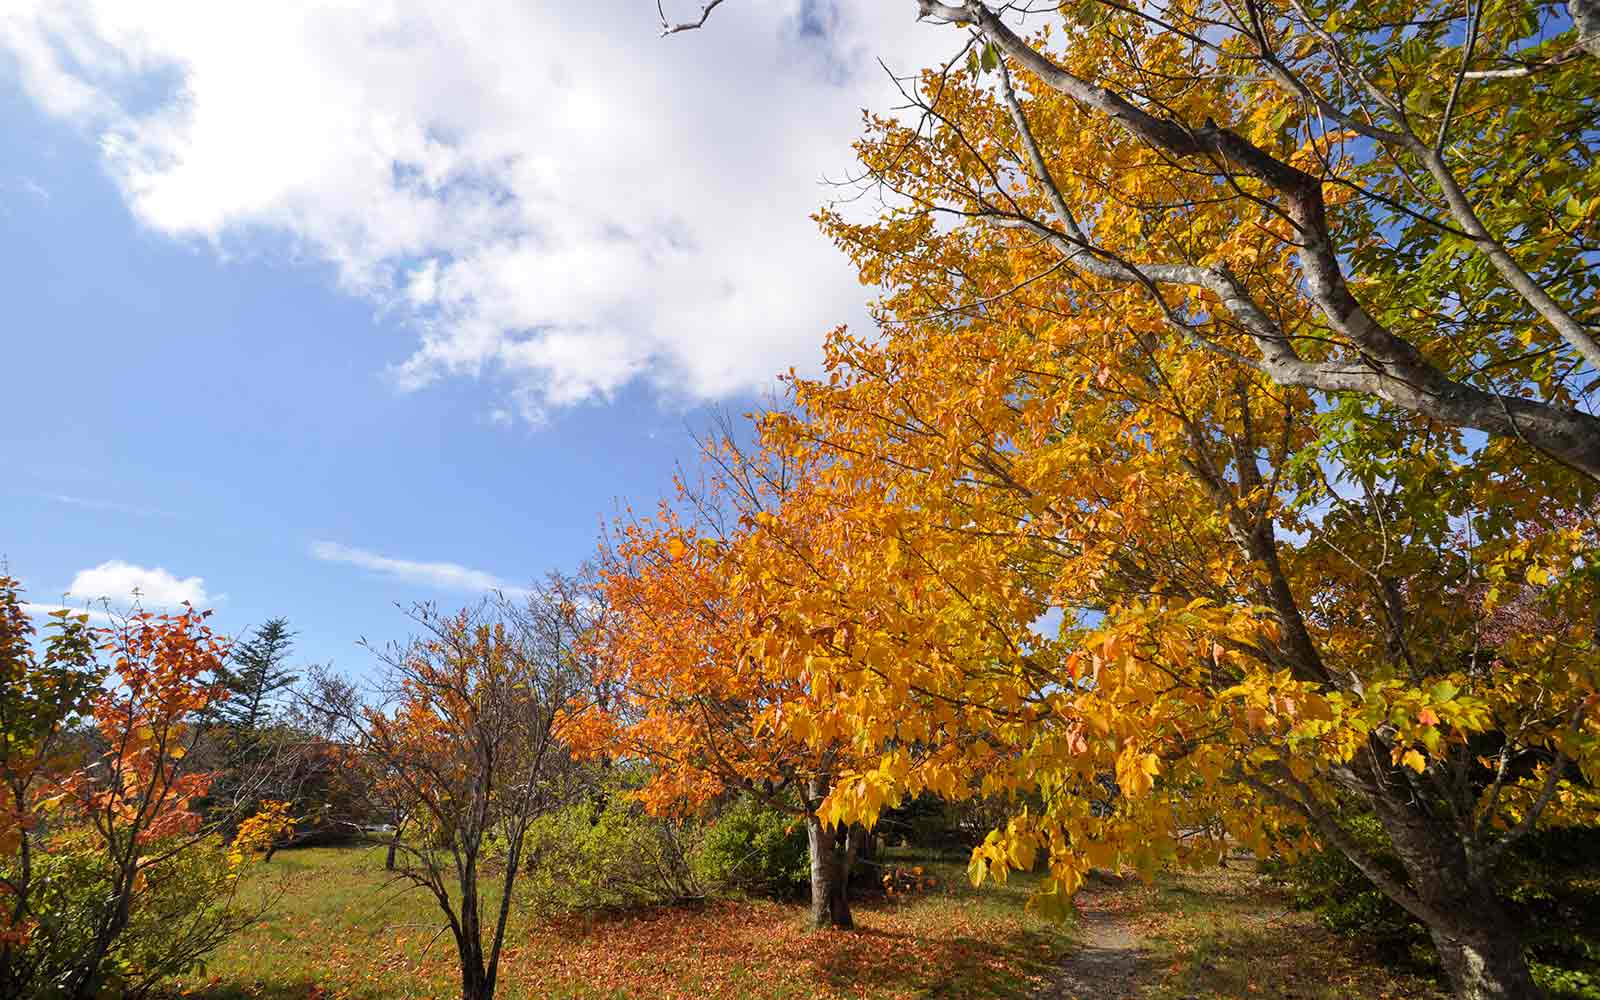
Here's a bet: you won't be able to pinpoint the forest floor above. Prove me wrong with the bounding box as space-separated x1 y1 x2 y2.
166 845 1070 1000
162 847 1447 1000
1034 866 1447 1000
1033 875 1153 1000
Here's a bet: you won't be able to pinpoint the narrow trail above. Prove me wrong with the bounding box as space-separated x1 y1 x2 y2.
1033 875 1158 1000
1029 866 1455 1000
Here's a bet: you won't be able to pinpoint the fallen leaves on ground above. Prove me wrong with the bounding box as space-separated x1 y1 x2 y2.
164 849 1066 1000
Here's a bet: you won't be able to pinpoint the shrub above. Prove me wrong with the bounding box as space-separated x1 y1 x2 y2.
0 829 255 999
521 788 813 910
691 796 808 899
1264 814 1426 961
520 788 702 912
1501 827 1600 1000
1267 818 1600 998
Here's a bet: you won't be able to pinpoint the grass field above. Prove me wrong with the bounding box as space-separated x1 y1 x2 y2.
163 848 1452 1000
1116 869 1449 1000
166 846 1072 1000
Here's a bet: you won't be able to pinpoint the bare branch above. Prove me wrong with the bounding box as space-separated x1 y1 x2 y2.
658 0 728 36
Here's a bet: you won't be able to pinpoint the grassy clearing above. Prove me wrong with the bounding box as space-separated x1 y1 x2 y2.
166 846 1070 1000
1111 868 1450 1000
165 848 1468 999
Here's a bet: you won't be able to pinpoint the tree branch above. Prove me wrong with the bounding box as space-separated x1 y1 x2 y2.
658 0 727 36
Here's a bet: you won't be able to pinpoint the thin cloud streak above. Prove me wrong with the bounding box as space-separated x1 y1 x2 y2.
309 540 528 598
37 492 175 518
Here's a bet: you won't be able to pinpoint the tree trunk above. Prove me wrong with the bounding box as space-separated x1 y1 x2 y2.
1366 782 1542 1000
456 863 492 1000
456 922 490 1000
804 814 853 930
386 811 406 870
1429 920 1543 1000
458 957 490 1000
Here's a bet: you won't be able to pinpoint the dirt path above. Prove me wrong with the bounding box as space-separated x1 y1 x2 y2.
1029 866 1458 1000
1033 876 1158 1000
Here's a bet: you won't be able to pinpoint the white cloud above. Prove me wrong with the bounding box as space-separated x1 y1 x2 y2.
65 559 210 606
310 540 525 596
0 0 959 419
21 601 115 625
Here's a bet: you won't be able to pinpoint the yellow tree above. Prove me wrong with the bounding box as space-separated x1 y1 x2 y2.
748 300 1596 999
663 0 1600 477
655 3 1600 994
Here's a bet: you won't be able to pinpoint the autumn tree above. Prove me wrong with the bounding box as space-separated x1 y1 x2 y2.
0 578 288 999
756 312 1595 996
737 313 1600 997
583 424 877 929
308 585 591 1000
665 0 1600 478
0 579 100 995
298 666 411 867
655 4 1600 997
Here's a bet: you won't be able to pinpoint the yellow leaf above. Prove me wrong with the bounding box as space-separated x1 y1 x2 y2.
1008 836 1037 871
966 853 987 888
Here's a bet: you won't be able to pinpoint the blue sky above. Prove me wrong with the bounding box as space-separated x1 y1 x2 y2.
7 1 1515 671
1 80 733 670
0 1 959 674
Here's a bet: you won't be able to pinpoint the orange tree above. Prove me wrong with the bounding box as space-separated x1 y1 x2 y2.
0 577 287 999
309 591 591 1000
581 429 879 929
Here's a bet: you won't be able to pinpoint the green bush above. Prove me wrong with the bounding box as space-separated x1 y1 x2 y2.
691 796 809 899
520 790 703 912
1264 814 1427 960
1502 827 1600 1000
0 831 252 999
519 788 811 911
1267 819 1600 998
